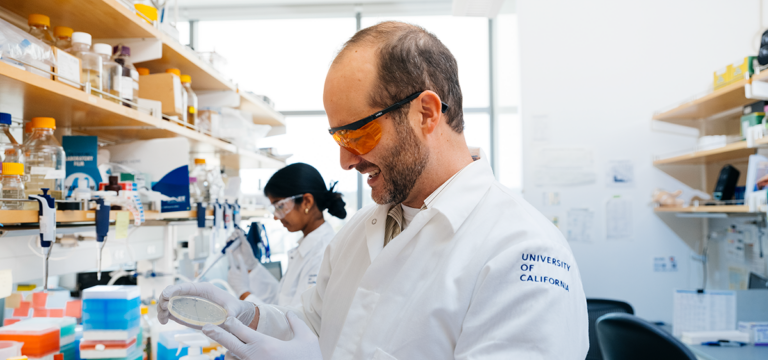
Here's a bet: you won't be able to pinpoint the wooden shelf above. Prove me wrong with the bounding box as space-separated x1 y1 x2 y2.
653 141 756 165
653 77 752 125
239 92 286 127
654 205 752 213
0 208 268 225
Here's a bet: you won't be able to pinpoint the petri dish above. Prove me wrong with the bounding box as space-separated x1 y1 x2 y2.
168 295 228 329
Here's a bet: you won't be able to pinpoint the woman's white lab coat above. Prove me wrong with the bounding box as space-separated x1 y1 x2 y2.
255 159 590 359
244 222 335 307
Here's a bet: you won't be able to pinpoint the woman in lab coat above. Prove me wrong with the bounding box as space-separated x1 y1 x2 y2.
226 163 346 307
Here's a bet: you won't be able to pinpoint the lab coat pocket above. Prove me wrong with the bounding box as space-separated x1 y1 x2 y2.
372 348 397 360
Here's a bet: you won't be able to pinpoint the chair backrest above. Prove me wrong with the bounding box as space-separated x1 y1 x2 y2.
585 299 634 360
596 313 697 360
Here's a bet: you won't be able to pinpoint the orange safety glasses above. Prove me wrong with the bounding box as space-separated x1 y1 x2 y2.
328 91 449 156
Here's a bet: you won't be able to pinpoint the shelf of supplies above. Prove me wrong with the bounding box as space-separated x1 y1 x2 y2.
239 92 286 127
653 205 752 213
0 208 269 225
652 78 753 125
652 141 757 165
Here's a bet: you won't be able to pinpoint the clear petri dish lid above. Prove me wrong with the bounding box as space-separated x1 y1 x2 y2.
168 295 228 329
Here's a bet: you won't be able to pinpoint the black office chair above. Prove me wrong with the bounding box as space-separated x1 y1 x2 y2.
596 313 697 360
586 299 634 360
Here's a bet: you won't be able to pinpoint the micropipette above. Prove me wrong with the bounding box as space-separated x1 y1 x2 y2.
94 198 111 280
194 226 246 282
28 188 56 291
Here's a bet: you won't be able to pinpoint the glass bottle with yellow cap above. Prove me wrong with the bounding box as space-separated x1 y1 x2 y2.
54 26 73 50
2 162 25 210
0 112 23 164
23 117 65 200
181 75 198 126
166 69 187 124
27 14 54 46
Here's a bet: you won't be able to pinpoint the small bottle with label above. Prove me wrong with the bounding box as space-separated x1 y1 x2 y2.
54 26 73 50
165 68 187 124
27 14 54 46
181 75 198 126
23 117 66 200
1 162 25 210
113 45 139 108
93 43 123 104
69 32 102 96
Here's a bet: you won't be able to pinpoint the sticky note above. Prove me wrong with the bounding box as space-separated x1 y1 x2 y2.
32 292 48 309
33 308 48 317
65 300 82 318
115 212 129 239
13 301 30 317
3 319 20 326
0 269 11 298
49 309 63 317
5 293 21 308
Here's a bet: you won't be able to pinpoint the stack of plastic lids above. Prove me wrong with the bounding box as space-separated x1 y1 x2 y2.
80 286 140 360
15 318 78 360
0 322 60 360
156 329 198 360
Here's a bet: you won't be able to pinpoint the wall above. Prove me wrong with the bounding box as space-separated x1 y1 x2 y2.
517 0 766 322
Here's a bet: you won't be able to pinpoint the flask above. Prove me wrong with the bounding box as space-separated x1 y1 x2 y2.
53 27 73 50
69 32 102 96
189 158 209 204
93 43 122 104
166 69 187 124
23 117 65 199
0 113 23 164
1 163 25 210
180 75 198 126
27 14 54 46
113 45 139 107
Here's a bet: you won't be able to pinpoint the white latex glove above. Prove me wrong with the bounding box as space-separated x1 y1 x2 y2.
227 252 251 298
203 313 322 360
158 282 256 329
227 229 259 271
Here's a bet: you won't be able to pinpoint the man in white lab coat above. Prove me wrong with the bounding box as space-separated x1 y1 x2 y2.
158 21 589 359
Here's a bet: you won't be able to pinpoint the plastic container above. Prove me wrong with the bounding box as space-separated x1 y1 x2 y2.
28 14 54 46
113 45 139 107
81 286 140 331
174 333 209 360
0 323 60 357
93 44 122 104
79 337 137 359
19 318 77 346
0 112 23 163
167 296 227 329
54 27 73 51
180 76 198 126
58 341 76 360
189 159 209 204
156 329 196 360
68 32 102 96
23 117 65 200
0 341 24 360
2 163 25 210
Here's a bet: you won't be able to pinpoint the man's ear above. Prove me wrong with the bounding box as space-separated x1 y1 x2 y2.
417 91 443 136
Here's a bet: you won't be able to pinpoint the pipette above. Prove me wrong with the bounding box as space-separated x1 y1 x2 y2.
28 188 56 291
94 198 111 280
233 200 241 226
194 226 246 282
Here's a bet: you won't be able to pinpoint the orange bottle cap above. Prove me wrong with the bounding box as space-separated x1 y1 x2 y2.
54 26 73 38
30 117 56 130
28 14 50 27
165 68 181 77
2 163 24 176
137 68 150 76
194 158 206 164
180 75 191 83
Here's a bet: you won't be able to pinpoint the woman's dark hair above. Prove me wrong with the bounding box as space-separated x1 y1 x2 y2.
264 163 346 219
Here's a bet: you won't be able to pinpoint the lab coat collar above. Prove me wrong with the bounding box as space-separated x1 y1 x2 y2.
297 221 334 258
427 158 495 233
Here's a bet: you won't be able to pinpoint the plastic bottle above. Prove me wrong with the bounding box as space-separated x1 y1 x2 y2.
23 117 65 199
93 43 122 104
53 27 73 50
27 14 54 46
180 75 198 126
189 158 209 204
209 167 225 202
1 163 25 210
140 306 151 360
69 32 102 96
113 45 139 107
105 175 121 194
166 69 187 124
0 113 23 164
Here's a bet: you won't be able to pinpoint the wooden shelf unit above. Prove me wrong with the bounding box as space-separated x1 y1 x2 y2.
653 141 757 165
239 92 286 127
0 208 269 225
653 205 752 213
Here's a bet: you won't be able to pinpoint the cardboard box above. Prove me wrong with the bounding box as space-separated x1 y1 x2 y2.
63 136 102 198
714 56 755 90
138 73 183 116
51 46 80 88
738 321 768 345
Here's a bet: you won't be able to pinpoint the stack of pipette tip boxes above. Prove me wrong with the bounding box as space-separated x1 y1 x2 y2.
80 286 142 360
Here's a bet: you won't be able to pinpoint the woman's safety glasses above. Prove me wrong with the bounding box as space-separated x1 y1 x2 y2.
268 195 303 219
328 90 449 156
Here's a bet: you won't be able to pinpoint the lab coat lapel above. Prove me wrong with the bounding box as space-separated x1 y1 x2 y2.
364 204 390 263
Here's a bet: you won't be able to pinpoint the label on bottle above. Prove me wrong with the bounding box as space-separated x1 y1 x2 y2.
30 166 54 175
54 49 80 88
45 169 66 179
120 77 133 99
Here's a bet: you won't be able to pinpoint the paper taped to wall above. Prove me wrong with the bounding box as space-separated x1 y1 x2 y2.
533 147 596 186
566 208 595 243
673 290 736 337
606 160 634 187
606 196 632 240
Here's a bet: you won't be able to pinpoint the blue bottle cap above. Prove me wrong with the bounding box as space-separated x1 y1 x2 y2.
0 113 11 125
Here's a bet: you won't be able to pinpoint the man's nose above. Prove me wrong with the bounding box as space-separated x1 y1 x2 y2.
340 147 361 170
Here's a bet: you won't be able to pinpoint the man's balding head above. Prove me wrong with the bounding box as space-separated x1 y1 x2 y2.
332 21 464 133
